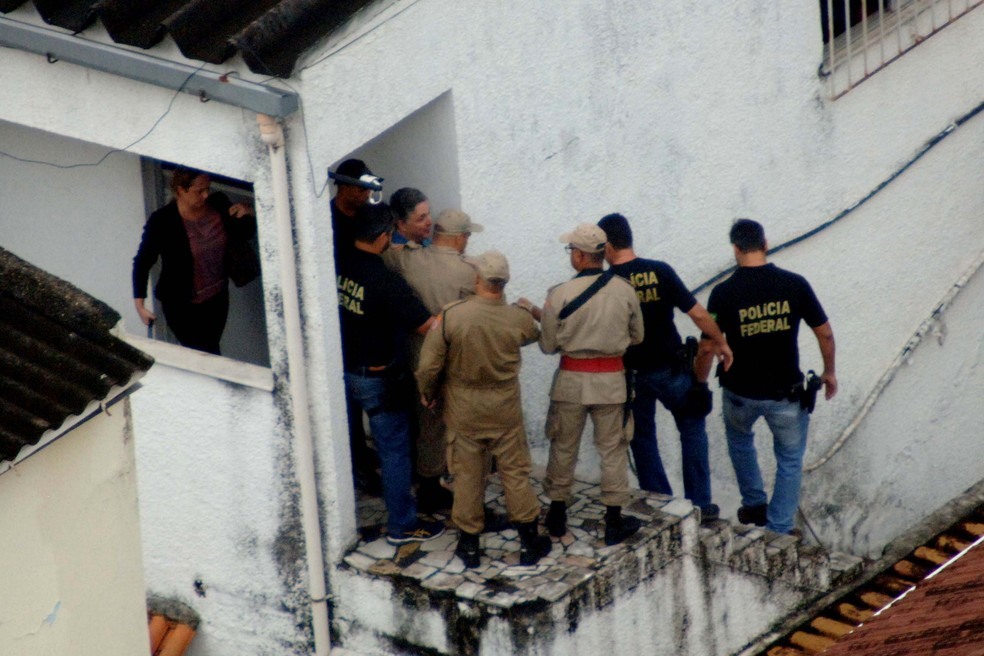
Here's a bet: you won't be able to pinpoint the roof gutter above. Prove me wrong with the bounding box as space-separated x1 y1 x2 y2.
0 15 298 118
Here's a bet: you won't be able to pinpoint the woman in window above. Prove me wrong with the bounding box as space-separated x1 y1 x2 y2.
132 168 257 355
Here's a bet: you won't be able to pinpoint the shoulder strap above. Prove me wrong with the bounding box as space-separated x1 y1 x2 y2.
558 270 615 320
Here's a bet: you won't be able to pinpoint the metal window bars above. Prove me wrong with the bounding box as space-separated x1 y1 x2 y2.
822 0 984 98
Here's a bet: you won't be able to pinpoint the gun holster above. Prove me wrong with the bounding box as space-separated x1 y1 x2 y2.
800 370 822 414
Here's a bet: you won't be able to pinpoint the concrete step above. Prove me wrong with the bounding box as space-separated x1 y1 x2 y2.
698 518 863 592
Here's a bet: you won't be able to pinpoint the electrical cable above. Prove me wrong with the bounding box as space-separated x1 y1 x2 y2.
690 96 984 296
0 61 209 170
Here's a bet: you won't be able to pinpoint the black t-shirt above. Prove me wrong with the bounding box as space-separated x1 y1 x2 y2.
336 249 431 371
609 258 697 370
331 199 358 260
707 263 827 398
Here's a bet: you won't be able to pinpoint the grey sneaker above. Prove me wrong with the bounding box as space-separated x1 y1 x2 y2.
387 519 446 545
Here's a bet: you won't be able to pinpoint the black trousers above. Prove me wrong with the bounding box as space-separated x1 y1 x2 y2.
162 288 229 355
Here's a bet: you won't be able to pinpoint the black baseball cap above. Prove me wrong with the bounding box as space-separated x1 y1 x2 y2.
329 159 382 189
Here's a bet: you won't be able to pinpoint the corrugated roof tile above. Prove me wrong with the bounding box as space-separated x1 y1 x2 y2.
1 0 378 77
0 246 152 462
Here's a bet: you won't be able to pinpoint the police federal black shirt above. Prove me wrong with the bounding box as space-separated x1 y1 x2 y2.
336 249 431 371
707 263 827 399
609 258 697 371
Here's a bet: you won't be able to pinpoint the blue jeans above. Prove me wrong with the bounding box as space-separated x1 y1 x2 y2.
722 388 809 534
630 367 712 508
344 372 417 535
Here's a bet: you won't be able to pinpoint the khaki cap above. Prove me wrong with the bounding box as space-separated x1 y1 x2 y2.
465 249 510 282
434 209 484 234
559 223 607 253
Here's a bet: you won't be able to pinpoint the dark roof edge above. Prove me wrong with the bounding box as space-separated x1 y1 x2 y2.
0 246 120 337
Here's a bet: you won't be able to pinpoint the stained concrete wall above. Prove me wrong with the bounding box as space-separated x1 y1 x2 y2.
331 513 851 656
127 358 315 655
0 405 148 656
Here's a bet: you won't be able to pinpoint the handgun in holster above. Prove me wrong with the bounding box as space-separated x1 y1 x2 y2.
800 370 822 414
670 336 698 375
680 336 712 418
684 336 699 374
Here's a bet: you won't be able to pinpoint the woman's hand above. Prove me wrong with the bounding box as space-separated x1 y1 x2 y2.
228 202 255 219
134 298 156 326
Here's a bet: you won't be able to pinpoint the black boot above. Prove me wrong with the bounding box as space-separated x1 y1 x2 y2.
482 506 511 533
737 504 767 527
546 500 567 537
604 505 641 546
417 476 453 514
517 520 552 566
455 532 481 568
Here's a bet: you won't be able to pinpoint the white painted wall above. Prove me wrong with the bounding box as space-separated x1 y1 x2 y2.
129 361 313 655
0 1 982 654
0 406 148 656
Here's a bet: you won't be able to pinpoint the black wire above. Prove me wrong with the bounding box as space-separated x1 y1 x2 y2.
691 96 984 296
0 62 209 170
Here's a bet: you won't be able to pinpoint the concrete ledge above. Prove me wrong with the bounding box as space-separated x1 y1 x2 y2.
333 476 863 655
343 477 690 612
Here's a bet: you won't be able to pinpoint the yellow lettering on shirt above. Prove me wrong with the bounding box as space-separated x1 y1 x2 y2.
629 271 661 304
739 314 791 337
336 275 365 315
738 300 790 323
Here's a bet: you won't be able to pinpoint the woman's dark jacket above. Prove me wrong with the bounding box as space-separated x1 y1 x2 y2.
132 193 257 304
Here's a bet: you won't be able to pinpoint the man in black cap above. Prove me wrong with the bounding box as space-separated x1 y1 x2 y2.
330 158 380 260
330 158 384 494
336 202 445 545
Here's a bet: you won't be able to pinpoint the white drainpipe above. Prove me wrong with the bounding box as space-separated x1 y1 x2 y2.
256 113 330 656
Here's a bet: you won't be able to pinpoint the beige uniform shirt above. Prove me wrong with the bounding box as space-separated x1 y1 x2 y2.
384 244 474 314
416 296 540 432
539 270 644 404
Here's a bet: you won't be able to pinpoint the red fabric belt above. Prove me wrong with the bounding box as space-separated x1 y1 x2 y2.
559 355 624 373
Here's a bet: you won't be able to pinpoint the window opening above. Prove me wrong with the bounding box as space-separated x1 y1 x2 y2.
820 0 983 98
138 158 270 367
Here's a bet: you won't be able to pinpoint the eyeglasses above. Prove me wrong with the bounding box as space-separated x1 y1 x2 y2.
564 245 576 254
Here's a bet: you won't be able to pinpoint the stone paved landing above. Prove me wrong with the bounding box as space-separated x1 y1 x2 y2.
346 476 695 608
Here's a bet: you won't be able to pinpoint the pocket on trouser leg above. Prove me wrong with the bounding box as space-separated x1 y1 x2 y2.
621 411 634 447
444 430 459 491
545 402 562 443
